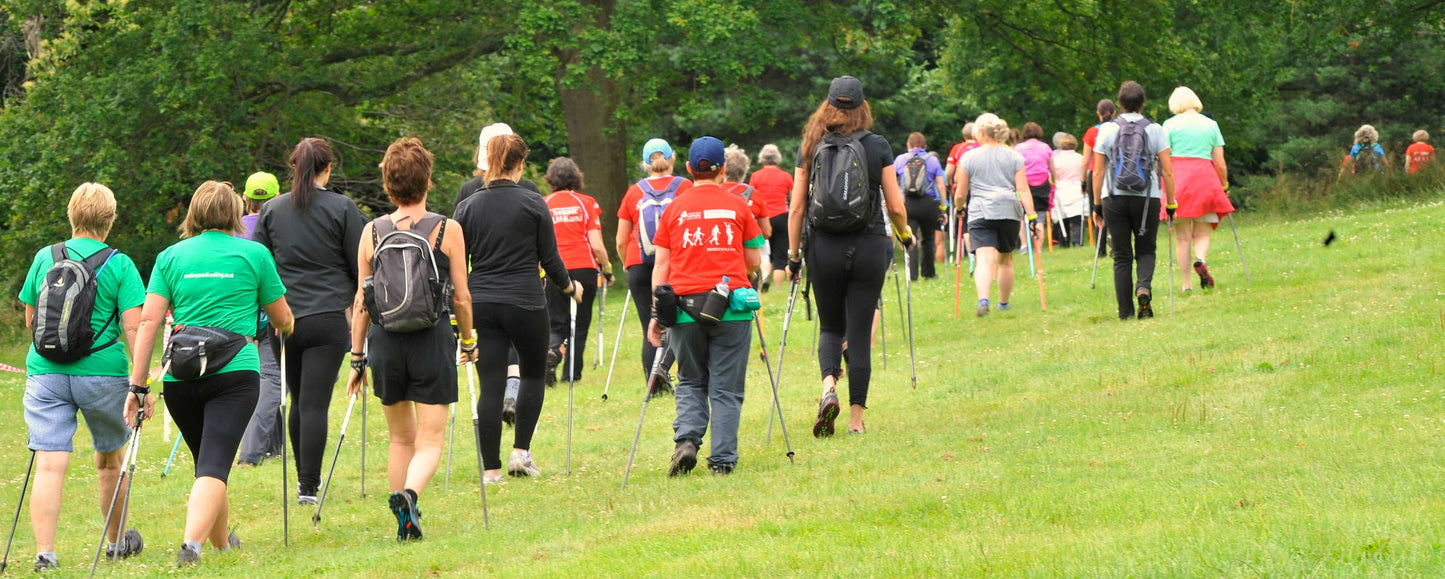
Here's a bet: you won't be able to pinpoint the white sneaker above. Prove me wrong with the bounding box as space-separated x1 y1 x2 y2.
507 449 540 477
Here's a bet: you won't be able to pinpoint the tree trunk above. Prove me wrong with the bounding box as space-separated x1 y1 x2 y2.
560 68 628 259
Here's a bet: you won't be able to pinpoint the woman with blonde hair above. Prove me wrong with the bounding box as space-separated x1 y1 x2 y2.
1341 123 1387 176
129 181 295 566
1051 134 1086 247
953 113 1039 317
1163 86 1234 291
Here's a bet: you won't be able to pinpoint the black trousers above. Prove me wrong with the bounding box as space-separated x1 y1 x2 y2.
806 232 891 408
279 312 348 491
472 302 548 470
1104 196 1160 319
904 196 939 279
166 371 260 484
546 268 598 381
627 263 676 379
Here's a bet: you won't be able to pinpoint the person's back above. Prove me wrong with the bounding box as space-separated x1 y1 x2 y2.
456 180 562 308
1014 139 1054 186
961 146 1027 221
748 165 792 218
254 189 364 317
1407 131 1434 174
1053 149 1084 184
1096 113 1168 198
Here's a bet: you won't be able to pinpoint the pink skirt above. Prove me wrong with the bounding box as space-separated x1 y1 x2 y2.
1164 157 1234 225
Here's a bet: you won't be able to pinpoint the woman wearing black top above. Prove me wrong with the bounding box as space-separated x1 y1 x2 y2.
786 76 912 437
454 134 581 481
253 137 367 503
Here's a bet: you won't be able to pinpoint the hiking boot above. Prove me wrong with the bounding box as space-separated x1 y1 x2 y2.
709 462 735 476
176 544 201 568
33 554 57 572
501 396 517 428
669 440 698 477
545 349 561 387
813 389 840 438
387 491 423 541
1137 291 1154 319
1194 260 1215 289
298 484 318 506
105 529 144 559
507 449 540 477
647 372 673 400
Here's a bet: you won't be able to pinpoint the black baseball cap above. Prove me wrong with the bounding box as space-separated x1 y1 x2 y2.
827 76 865 110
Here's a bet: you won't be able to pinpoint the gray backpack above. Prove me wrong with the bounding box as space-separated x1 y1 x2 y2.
1110 117 1155 195
363 213 450 333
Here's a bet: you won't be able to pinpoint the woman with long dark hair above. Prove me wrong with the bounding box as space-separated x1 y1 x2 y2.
253 137 367 504
785 76 911 436
455 134 580 480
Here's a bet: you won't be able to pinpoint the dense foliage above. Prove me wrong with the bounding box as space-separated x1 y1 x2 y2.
0 0 1441 295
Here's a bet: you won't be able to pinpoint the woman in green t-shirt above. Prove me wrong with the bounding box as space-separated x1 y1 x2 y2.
1162 86 1235 292
127 181 294 568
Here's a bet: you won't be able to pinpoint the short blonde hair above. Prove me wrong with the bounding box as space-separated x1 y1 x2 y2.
1169 86 1203 115
724 145 749 183
1414 130 1430 143
1059 134 1079 151
180 181 244 238
68 183 117 238
757 144 782 166
973 113 1010 144
1354 124 1379 145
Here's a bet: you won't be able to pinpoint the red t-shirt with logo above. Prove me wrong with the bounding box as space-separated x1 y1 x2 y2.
546 191 602 270
617 176 694 268
947 141 980 166
726 183 768 220
747 166 793 218
1407 142 1435 174
653 183 765 295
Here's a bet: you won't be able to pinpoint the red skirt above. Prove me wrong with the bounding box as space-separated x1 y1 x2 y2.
1165 157 1234 226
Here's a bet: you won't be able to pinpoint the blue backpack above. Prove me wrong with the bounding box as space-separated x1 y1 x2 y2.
1110 117 1155 195
636 177 684 263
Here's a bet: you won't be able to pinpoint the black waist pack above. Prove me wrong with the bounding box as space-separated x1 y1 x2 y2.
678 290 730 329
163 325 249 381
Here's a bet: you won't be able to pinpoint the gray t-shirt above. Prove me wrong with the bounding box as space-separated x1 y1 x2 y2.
960 145 1026 222
1094 113 1170 199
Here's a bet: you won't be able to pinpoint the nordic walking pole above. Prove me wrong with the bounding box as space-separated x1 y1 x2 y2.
89 409 143 577
313 393 358 528
601 289 631 401
1167 215 1175 315
463 360 488 529
767 272 802 446
1090 211 1105 289
622 331 670 491
1227 213 1250 284
162 434 182 478
279 334 289 546
360 338 368 499
753 312 794 464
878 297 887 370
1 451 35 572
1045 210 1054 252
161 313 174 443
1020 213 1048 311
891 261 905 335
567 296 577 476
899 235 918 389
595 283 606 370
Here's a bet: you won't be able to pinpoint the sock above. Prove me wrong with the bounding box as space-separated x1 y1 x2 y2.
504 377 520 400
978 298 989 308
183 540 203 555
37 551 57 565
106 542 116 553
999 302 1009 309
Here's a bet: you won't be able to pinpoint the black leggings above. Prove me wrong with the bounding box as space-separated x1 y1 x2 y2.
166 371 260 484
904 196 939 279
626 263 676 378
807 232 890 408
472 302 548 470
1104 196 1160 319
768 213 790 270
547 268 598 381
280 312 348 490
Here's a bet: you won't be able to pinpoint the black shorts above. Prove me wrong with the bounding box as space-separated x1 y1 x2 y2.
1030 183 1051 214
968 219 1022 253
368 320 458 406
768 213 790 270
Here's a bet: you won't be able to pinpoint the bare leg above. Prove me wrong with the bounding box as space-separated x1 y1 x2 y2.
819 374 837 398
934 230 946 263
182 477 227 545
973 247 1000 301
1175 219 1195 290
849 404 865 432
383 401 417 493
997 252 1016 303
30 451 72 553
1193 220 1213 263
206 494 229 549
403 403 449 494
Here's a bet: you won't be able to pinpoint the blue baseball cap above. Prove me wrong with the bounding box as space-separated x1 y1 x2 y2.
641 138 674 162
688 136 726 174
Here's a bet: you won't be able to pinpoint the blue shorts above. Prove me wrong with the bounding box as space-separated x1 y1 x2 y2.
24 374 131 453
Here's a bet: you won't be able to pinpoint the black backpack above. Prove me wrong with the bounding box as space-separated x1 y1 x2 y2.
363 213 450 333
31 243 121 363
903 153 929 197
808 131 878 234
1110 117 1156 195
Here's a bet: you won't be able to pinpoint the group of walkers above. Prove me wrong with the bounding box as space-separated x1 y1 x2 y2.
1340 123 1436 175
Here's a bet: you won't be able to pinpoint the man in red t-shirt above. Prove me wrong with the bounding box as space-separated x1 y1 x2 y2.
646 136 763 477
747 144 794 290
1407 130 1434 174
544 159 614 382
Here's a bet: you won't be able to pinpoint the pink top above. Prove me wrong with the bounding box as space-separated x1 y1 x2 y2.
1051 150 1084 184
1013 139 1054 187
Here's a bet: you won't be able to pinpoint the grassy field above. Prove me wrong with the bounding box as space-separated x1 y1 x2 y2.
0 197 1442 577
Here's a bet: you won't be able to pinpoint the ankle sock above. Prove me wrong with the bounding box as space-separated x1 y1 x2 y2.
978 298 989 308
504 377 520 399
183 540 203 556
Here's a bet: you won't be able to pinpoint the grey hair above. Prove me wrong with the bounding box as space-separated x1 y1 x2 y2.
724 145 750 182
757 144 782 166
1355 124 1379 145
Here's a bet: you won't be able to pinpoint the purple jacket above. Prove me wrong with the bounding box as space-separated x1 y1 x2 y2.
893 148 944 200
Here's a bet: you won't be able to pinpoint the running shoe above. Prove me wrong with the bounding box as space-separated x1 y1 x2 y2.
387 491 423 541
1137 290 1154 319
176 544 200 568
501 396 517 427
545 348 561 387
483 475 506 485
976 303 989 318
1193 260 1215 289
33 554 57 572
708 462 735 476
813 389 840 438
997 303 1011 311
507 449 540 477
226 531 241 551
105 529 144 559
669 440 698 477
298 484 318 506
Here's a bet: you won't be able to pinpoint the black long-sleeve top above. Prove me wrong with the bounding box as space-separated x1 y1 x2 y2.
454 179 569 310
253 188 367 318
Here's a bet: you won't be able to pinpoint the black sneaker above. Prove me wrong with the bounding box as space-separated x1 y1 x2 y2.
1194 260 1215 289
669 440 698 477
388 491 423 541
709 462 735 476
813 390 840 438
501 397 517 427
1137 291 1154 319
105 529 144 559
225 531 241 551
544 349 561 387
176 544 200 568
33 554 57 572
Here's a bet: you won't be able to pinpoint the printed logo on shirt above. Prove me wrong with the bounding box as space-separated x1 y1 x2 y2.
679 222 738 251
550 205 587 224
184 272 235 280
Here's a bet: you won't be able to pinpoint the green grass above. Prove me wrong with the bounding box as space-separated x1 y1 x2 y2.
1 197 1443 577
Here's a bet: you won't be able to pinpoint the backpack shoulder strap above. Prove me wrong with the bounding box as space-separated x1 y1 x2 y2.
417 213 447 251
661 177 684 196
638 179 656 196
50 243 67 263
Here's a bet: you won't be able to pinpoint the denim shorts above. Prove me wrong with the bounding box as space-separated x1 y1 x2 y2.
24 374 131 453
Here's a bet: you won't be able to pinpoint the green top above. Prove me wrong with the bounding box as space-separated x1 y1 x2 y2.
18 238 146 377
147 231 286 379
1162 112 1225 160
676 234 766 324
